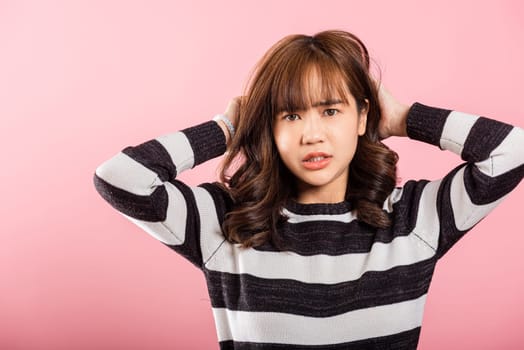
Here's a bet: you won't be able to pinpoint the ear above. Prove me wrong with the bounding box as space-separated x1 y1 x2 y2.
357 99 369 136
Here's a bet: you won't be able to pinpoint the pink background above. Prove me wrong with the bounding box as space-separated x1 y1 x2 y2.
1 0 523 349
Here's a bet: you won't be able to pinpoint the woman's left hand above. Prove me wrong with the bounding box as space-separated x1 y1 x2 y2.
375 80 410 139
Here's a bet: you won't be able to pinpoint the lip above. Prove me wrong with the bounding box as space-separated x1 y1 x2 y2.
302 152 332 170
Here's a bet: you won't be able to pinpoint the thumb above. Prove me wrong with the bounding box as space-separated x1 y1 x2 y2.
224 96 244 127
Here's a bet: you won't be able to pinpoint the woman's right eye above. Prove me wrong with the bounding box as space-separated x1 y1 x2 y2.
284 114 300 121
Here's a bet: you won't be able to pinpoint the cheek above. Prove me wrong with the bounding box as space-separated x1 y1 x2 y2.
273 128 293 155
333 123 359 149
273 131 297 170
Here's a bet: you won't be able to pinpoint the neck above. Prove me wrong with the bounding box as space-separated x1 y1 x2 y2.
295 187 346 204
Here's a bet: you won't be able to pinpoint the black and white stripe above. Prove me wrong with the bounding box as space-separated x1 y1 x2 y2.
218 327 421 350
93 121 226 267
206 257 435 316
212 295 426 346
93 103 523 349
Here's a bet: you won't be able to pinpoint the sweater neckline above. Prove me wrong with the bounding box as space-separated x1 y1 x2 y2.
284 199 353 215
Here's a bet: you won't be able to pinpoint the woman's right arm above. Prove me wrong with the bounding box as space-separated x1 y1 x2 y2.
93 99 240 269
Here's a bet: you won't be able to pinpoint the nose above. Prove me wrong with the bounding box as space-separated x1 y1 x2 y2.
301 114 325 145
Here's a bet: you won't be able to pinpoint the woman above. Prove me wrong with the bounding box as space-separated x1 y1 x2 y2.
93 30 523 349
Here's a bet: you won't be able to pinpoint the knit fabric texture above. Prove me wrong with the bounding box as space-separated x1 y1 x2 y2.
94 102 524 349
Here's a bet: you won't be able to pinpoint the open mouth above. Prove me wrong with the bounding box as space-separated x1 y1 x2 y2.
305 156 328 162
303 152 332 162
302 152 332 169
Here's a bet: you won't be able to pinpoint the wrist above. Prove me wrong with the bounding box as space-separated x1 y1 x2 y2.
213 114 235 146
392 104 410 137
213 114 235 138
215 119 230 144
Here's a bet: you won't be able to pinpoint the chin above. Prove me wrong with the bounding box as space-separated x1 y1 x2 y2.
299 177 333 188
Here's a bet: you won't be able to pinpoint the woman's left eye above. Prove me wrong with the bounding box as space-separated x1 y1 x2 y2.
324 109 339 117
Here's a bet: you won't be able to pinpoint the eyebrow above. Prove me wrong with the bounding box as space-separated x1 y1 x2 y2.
312 99 344 107
277 99 346 115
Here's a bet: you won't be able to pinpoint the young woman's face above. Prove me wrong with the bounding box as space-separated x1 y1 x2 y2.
273 75 368 203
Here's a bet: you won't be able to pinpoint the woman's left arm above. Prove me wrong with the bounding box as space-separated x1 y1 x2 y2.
378 83 524 259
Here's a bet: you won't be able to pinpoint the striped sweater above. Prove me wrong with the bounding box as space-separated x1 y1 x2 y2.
93 102 524 349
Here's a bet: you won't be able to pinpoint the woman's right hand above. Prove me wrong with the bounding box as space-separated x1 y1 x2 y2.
223 96 243 128
219 96 244 146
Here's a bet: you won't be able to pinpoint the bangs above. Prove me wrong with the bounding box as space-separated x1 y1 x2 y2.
271 56 351 116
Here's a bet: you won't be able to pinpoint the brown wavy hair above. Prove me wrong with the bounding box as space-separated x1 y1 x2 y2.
218 30 398 249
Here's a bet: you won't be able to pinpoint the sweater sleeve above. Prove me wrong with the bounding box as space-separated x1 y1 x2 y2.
93 120 232 269
403 102 524 259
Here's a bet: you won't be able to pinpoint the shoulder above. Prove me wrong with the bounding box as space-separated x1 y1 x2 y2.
196 182 233 224
383 180 430 212
382 180 433 234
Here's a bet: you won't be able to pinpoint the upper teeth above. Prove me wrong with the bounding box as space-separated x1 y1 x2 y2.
308 156 325 162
